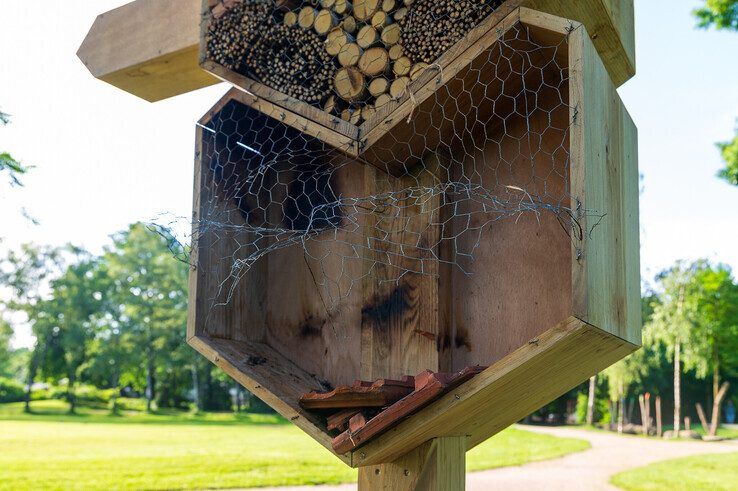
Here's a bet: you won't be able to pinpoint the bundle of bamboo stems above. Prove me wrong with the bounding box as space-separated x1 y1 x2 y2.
206 0 503 124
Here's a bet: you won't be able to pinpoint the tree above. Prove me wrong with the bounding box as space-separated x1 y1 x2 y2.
646 262 702 436
716 135 738 186
104 223 189 412
45 252 106 413
585 374 597 426
646 260 738 436
0 110 29 187
0 244 67 412
695 0 738 30
694 1 738 185
0 317 13 377
685 264 738 435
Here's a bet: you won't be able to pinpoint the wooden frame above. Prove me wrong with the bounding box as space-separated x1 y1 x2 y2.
77 0 635 102
187 7 640 467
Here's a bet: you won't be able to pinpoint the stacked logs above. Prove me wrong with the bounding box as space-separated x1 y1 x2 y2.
399 0 504 64
205 1 273 71
250 24 336 104
206 0 504 125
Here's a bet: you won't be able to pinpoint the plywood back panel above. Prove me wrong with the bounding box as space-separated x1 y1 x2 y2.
450 83 572 370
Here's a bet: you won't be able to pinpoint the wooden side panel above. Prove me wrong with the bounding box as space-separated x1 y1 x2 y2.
77 0 219 101
523 0 636 86
188 335 350 463
265 159 366 387
569 26 641 346
448 38 573 370
351 317 638 467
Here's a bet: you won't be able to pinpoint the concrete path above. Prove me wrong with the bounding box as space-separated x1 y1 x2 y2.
242 425 738 491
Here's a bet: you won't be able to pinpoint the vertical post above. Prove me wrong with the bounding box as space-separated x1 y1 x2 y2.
359 152 462 490
655 395 663 437
358 436 466 491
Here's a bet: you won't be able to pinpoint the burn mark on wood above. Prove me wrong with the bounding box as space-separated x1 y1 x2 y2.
455 325 472 351
437 333 451 352
298 314 326 339
361 284 411 327
246 355 267 366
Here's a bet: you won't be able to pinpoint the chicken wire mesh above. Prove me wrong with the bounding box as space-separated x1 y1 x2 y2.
161 1 595 323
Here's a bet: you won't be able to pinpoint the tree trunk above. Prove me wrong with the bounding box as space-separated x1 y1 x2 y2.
712 348 720 428
24 352 39 414
146 353 156 412
110 368 120 415
617 381 625 434
638 395 647 435
626 397 635 424
203 366 213 411
191 364 202 412
235 386 242 413
586 374 597 425
708 382 730 437
68 369 77 414
696 403 710 434
673 339 681 436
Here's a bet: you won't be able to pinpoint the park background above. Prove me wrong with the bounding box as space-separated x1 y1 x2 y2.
2 0 738 489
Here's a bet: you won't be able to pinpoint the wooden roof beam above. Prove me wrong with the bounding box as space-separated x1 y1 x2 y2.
76 0 220 102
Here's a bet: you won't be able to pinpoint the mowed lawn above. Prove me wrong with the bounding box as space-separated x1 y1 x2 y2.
0 401 590 490
611 452 738 491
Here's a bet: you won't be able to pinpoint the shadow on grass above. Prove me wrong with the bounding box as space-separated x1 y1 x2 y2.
0 401 290 427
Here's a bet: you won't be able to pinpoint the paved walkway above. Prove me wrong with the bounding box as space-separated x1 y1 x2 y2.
247 425 738 491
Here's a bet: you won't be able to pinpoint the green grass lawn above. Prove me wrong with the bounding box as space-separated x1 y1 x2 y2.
611 452 738 491
0 400 590 490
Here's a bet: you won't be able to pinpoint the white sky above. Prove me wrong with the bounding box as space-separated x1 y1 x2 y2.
2 0 738 348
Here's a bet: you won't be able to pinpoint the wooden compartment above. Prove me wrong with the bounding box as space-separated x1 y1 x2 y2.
188 8 640 465
77 0 635 103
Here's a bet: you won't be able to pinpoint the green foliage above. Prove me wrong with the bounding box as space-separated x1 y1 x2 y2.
0 110 29 187
0 223 232 412
575 391 610 424
717 132 738 186
0 318 13 377
694 3 738 186
0 377 25 403
695 0 738 30
686 263 738 380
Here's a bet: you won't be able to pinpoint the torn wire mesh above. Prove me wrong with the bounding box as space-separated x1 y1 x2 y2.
165 10 598 323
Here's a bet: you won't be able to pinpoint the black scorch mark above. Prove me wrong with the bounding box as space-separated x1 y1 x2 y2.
361 285 411 327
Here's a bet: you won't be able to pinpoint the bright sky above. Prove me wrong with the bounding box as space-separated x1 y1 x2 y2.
2 0 738 348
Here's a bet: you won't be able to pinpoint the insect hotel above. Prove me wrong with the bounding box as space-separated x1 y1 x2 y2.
79 0 640 488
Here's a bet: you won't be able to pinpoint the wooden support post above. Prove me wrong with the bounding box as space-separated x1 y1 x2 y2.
358 151 463 489
358 436 466 491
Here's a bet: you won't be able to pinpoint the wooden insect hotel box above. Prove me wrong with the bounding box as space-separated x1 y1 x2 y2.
80 0 639 488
